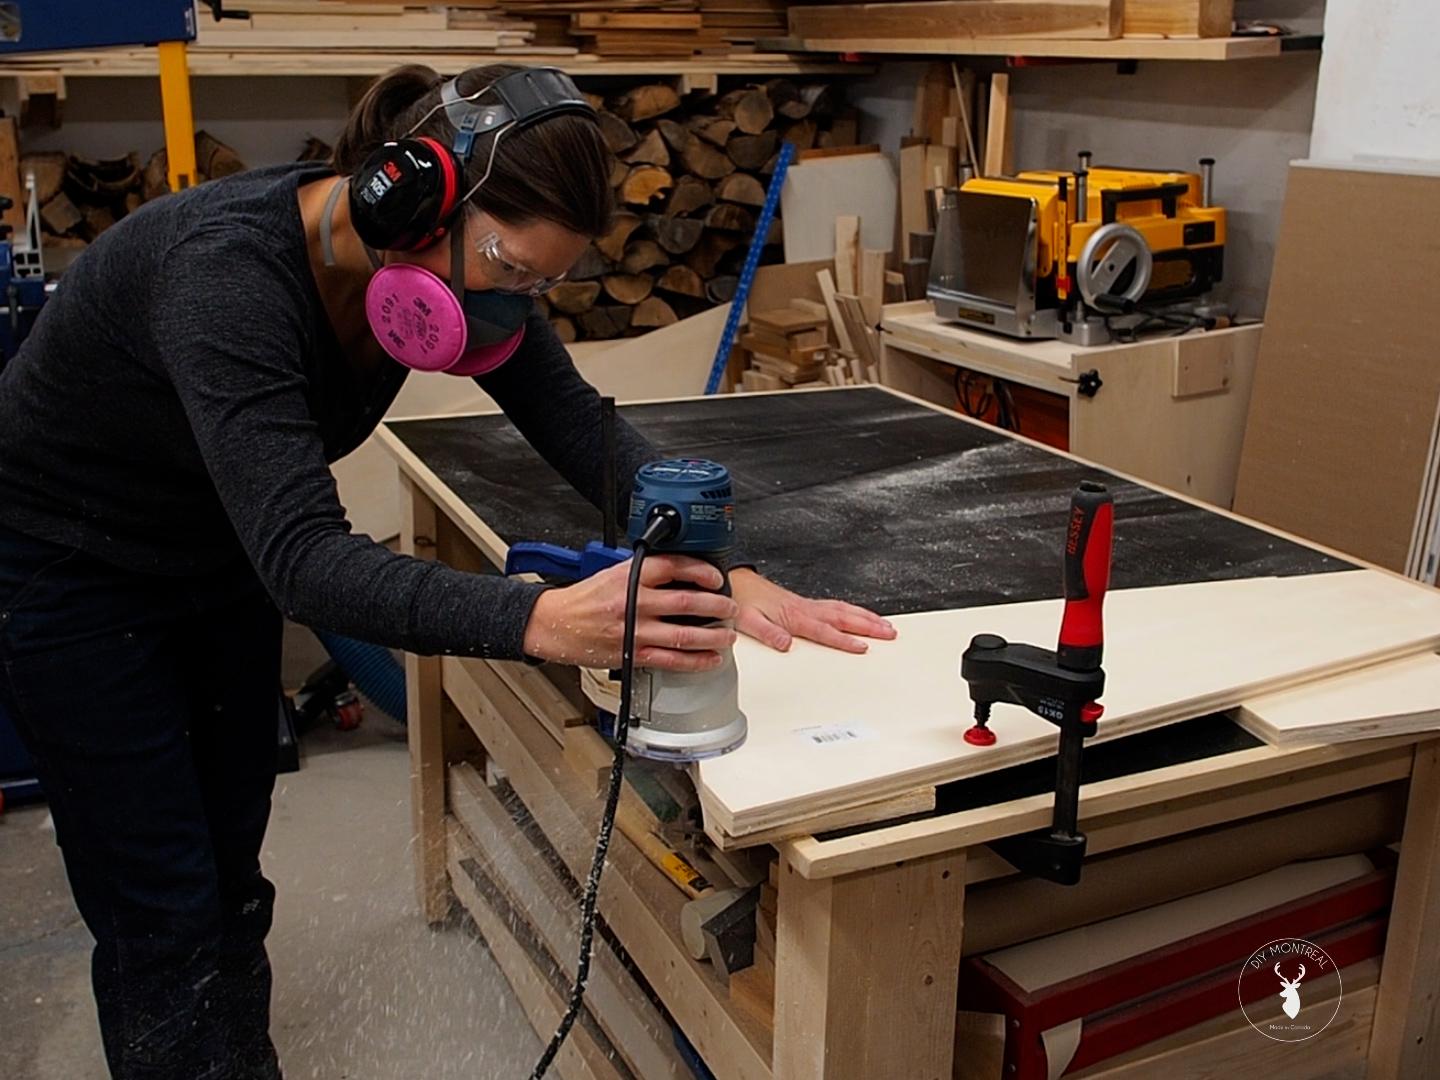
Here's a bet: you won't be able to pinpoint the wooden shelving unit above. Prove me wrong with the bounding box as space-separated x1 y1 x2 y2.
0 47 869 79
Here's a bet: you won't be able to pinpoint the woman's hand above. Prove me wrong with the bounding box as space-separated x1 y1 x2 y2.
729 568 896 654
522 554 739 671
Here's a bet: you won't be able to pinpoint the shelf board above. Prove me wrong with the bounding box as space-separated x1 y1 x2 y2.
0 46 870 78
762 33 1321 62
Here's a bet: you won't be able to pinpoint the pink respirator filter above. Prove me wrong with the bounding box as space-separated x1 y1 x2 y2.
365 263 523 377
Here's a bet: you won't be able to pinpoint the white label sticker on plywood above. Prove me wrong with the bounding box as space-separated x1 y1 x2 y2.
793 723 875 746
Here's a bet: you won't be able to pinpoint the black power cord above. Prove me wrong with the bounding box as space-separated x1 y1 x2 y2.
954 368 1020 433
199 1 252 20
953 368 994 420
1093 293 1215 340
530 509 679 1078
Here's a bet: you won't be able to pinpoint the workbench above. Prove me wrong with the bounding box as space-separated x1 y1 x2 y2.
377 386 1440 1080
879 302 1259 509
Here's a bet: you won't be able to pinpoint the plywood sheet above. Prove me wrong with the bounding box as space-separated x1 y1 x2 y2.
697 569 1440 835
1237 652 1440 746
747 259 830 316
1233 164 1440 572
780 153 897 262
788 0 1122 42
572 302 731 399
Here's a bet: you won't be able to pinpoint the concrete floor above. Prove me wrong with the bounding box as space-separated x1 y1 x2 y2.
0 716 543 1080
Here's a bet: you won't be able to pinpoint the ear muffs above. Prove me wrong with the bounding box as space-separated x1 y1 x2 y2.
347 69 594 254
348 136 463 252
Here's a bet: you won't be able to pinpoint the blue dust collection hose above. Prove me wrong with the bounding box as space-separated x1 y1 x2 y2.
313 630 407 723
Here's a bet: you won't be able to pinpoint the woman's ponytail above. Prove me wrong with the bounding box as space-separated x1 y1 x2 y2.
330 64 442 173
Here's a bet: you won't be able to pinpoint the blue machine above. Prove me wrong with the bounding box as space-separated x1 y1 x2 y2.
626 459 735 557
503 460 736 582
0 0 202 364
0 1 195 54
0 213 48 363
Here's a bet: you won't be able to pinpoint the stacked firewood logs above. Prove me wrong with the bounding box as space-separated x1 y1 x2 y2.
542 78 855 342
25 132 246 251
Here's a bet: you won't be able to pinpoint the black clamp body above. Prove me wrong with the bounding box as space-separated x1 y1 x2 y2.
961 634 1106 885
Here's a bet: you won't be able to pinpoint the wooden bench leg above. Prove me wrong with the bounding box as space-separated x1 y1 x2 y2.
1367 739 1440 1077
774 850 967 1080
400 475 451 925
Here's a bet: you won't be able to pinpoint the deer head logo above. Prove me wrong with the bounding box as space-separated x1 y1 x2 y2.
1275 962 1306 1019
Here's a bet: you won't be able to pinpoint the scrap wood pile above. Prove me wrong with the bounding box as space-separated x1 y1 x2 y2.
737 208 899 392
541 78 858 342
192 0 833 58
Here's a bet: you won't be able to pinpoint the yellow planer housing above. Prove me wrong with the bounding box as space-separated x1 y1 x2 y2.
928 158 1226 344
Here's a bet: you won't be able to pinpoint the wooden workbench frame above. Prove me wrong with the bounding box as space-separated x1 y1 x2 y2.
378 390 1440 1080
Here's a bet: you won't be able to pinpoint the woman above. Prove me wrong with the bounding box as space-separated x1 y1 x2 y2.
0 63 894 1079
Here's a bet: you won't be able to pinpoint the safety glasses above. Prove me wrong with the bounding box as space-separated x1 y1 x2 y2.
464 208 567 297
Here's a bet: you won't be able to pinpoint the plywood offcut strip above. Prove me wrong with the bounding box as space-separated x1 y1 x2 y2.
1237 652 1440 747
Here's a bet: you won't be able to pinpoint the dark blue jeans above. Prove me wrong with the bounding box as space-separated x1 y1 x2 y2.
0 523 284 1080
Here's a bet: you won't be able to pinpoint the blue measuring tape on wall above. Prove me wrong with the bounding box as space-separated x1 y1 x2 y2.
704 139 797 395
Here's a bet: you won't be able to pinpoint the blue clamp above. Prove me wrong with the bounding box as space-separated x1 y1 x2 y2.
504 540 631 582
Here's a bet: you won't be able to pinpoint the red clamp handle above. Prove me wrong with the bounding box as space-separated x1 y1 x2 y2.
1057 481 1113 672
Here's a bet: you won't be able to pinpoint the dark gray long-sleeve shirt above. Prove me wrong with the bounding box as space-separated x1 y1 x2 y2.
0 162 657 660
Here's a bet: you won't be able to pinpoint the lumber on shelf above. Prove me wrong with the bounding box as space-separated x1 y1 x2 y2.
188 2 810 60
0 47 875 78
739 300 835 389
1122 0 1233 38
788 0 1123 43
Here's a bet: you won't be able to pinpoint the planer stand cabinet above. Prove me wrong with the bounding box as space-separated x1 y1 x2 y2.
879 301 1258 509
381 417 1440 1080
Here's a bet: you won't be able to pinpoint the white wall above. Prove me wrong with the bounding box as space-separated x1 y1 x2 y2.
1310 0 1440 164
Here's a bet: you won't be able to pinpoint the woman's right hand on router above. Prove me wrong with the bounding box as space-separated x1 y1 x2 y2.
521 554 739 671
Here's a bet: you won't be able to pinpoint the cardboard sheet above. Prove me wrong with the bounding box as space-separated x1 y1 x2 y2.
1233 163 1440 572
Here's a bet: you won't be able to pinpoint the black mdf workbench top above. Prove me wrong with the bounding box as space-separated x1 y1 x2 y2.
387 387 1348 616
